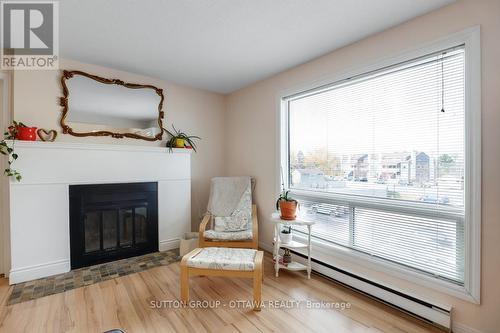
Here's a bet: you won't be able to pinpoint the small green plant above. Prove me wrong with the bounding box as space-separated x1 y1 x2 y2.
164 125 201 152
275 190 298 210
281 225 292 234
0 121 26 182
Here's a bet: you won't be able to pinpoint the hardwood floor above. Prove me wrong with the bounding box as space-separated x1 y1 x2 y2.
0 253 442 333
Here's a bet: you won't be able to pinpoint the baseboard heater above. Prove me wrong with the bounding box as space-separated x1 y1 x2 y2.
283 248 452 331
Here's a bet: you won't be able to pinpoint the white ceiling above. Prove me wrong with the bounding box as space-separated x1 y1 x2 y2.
60 0 454 94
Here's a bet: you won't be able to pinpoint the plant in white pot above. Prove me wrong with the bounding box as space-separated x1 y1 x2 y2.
280 225 293 244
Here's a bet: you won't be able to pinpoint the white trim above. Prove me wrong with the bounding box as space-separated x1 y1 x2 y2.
6 140 193 154
159 238 180 252
290 188 464 220
8 141 192 186
276 26 481 303
9 259 70 284
461 25 481 305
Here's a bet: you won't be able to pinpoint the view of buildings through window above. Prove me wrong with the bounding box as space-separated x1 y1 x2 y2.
287 46 465 283
289 48 465 208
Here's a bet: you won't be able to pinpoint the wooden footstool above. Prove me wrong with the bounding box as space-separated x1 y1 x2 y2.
180 247 264 311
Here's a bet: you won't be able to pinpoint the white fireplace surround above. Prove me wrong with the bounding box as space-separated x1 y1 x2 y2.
6 141 192 284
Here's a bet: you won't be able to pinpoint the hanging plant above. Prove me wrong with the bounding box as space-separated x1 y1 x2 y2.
0 121 26 181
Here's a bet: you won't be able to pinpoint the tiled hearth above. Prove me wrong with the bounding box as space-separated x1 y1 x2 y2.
8 249 179 305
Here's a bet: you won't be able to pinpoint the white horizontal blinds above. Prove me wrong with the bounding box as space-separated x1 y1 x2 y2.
288 45 466 284
353 208 464 282
289 46 465 209
294 200 351 246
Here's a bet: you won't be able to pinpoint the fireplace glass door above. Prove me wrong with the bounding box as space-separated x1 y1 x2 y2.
70 183 158 269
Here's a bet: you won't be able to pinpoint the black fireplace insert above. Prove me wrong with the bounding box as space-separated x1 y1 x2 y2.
69 182 158 269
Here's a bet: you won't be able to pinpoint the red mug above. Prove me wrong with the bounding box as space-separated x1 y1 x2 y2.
9 126 38 141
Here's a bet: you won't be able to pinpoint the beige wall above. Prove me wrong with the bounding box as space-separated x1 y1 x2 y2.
225 0 500 331
11 59 226 229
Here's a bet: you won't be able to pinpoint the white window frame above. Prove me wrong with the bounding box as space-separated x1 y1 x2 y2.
276 26 481 303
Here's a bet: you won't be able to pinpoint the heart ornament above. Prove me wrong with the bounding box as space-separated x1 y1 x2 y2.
37 129 58 142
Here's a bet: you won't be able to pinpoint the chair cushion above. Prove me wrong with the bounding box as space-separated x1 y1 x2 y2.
187 247 257 271
213 215 250 232
204 229 253 241
213 185 252 232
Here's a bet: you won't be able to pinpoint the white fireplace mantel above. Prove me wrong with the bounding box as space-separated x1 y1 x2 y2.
7 141 192 284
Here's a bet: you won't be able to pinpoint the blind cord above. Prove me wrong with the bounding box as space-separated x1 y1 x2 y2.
441 53 446 113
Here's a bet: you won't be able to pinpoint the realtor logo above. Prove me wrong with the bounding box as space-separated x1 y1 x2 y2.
1 1 59 70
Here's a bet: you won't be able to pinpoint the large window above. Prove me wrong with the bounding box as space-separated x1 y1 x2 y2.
283 45 474 287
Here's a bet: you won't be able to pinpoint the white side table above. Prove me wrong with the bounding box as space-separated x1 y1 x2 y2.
270 212 315 279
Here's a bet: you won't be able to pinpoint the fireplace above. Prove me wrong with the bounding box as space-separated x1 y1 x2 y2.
7 142 191 284
69 182 158 269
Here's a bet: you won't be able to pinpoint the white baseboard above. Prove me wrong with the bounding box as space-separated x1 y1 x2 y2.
9 259 70 285
259 241 452 330
452 322 484 333
261 242 485 333
159 238 180 252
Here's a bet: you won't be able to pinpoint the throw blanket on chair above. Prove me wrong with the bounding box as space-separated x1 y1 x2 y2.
207 177 252 232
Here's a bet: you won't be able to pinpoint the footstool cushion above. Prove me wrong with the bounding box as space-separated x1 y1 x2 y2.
186 247 257 271
180 247 264 310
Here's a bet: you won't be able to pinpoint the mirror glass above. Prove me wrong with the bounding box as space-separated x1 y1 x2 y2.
63 72 163 140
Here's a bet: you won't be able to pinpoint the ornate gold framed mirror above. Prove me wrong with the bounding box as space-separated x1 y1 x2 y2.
60 70 165 141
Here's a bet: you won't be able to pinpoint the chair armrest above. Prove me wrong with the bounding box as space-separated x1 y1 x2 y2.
251 204 258 248
199 213 211 241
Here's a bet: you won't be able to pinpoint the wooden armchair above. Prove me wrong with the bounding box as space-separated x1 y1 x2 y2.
199 204 258 249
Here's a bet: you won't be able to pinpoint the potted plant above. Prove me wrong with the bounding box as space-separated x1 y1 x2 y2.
9 122 37 141
0 121 29 182
282 248 292 263
280 226 293 244
276 189 298 220
164 125 201 152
